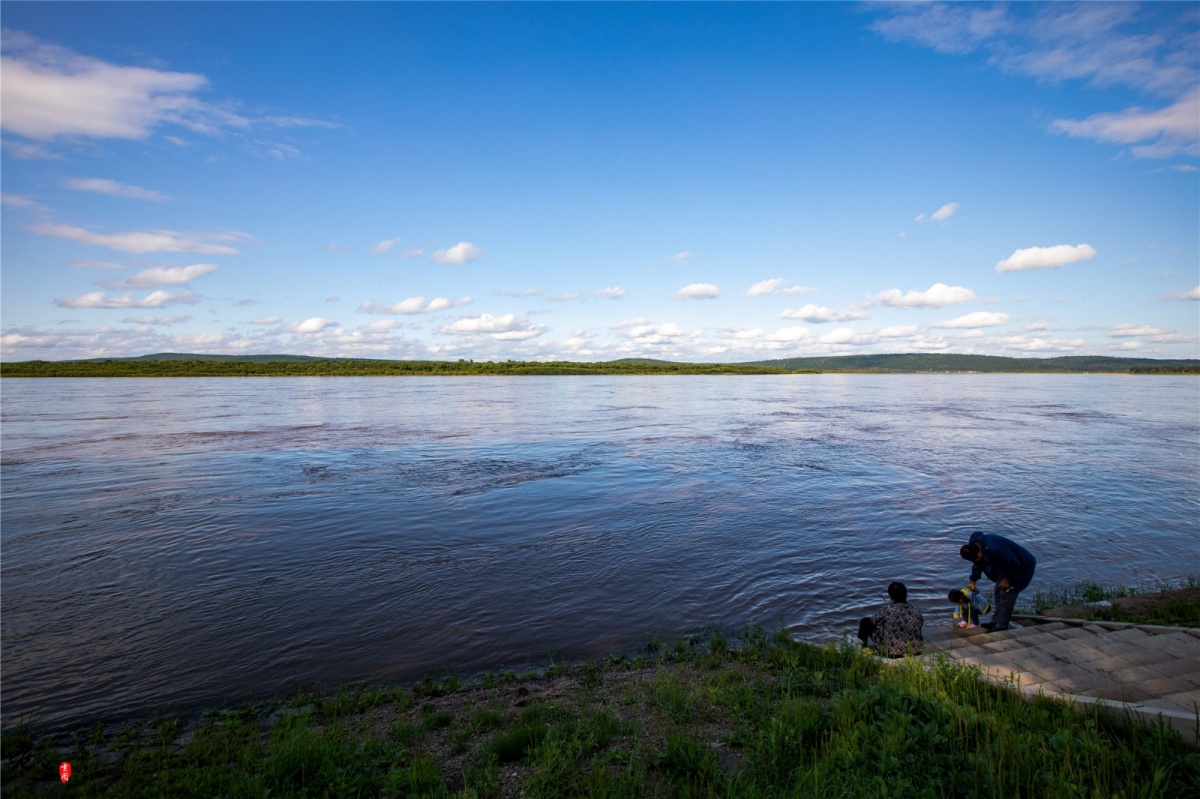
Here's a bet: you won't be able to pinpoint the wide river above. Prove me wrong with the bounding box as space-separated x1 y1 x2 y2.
2 375 1197 732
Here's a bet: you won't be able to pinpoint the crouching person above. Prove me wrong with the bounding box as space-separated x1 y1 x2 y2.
857 581 924 657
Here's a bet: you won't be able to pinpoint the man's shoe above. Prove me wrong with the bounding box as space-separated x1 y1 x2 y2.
981 621 996 630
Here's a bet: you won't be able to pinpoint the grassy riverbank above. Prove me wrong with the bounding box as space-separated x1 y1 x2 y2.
1031 576 1200 628
4 622 1197 798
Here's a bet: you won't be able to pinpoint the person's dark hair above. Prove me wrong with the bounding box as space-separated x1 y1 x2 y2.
948 589 966 603
960 542 981 561
887 581 907 603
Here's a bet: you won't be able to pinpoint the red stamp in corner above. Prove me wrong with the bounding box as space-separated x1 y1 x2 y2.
59 760 71 783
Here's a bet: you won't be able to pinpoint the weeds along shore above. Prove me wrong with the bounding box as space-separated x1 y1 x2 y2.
4 618 1199 798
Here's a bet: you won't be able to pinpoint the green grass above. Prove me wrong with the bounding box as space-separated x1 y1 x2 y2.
3 623 1198 797
1031 576 1200 627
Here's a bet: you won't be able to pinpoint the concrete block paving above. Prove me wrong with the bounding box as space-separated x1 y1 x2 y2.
924 616 1200 745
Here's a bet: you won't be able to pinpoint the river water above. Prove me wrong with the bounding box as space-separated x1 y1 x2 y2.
2 375 1197 731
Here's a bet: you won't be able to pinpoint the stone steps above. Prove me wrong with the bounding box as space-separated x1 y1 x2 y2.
921 618 1200 745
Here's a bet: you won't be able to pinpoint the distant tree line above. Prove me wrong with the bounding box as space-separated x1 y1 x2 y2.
0 358 795 378
2 352 1196 377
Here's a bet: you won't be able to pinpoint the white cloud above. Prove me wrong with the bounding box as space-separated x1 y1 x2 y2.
765 326 812 343
0 31 215 141
931 202 959 221
667 251 693 263
818 327 863 345
623 321 688 339
733 328 763 340
870 282 977 308
871 4 1197 96
595 286 627 299
1053 91 1200 159
438 313 542 340
995 243 1096 273
287 317 336 334
549 292 581 302
122 315 190 325
745 278 815 297
1108 323 1169 338
779 304 867 323
878 325 920 338
932 311 1011 329
1 193 37 207
371 237 402 255
65 177 166 201
30 222 248 254
675 283 720 300
57 289 195 309
431 241 484 264
1166 285 1200 301
871 4 1200 159
251 316 281 325
66 258 125 270
359 296 470 315
122 263 219 288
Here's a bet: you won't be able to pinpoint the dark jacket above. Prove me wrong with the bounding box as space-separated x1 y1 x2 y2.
968 531 1036 592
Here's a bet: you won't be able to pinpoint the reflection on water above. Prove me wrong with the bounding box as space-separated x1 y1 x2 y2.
2 375 1197 731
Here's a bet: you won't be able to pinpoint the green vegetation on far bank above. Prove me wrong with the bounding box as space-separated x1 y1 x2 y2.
0 358 794 378
4 623 1197 798
2 352 1199 377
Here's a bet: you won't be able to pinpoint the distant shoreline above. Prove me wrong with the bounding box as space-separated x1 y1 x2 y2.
2 352 1198 377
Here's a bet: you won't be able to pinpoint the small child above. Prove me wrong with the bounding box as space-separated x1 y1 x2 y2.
948 587 990 628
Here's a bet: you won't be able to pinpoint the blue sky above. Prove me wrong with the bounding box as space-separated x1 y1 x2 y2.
2 2 1197 362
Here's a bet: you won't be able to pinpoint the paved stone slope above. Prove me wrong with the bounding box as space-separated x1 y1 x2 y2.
923 617 1200 745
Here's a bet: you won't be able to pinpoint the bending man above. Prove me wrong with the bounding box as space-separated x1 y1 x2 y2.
960 531 1036 632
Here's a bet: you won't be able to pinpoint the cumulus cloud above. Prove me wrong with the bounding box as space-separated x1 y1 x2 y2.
745 278 816 297
65 177 166 201
121 263 219 288
869 282 977 308
371 237 402 255
359 296 470 315
995 243 1096 273
595 286 627 299
765 326 813 343
30 222 249 254
431 241 484 264
251 316 281 325
57 289 195 309
619 320 691 341
286 317 336 334
780 304 867 323
1166 285 1200 301
932 311 1011 329
878 325 921 338
675 283 720 300
438 313 542 340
